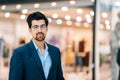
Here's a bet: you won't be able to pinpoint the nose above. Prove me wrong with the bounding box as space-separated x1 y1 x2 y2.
37 27 42 32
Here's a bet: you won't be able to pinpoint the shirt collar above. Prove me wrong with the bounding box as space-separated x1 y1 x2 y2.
32 39 48 51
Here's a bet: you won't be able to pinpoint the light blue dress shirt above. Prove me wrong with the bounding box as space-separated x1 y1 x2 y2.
32 40 52 79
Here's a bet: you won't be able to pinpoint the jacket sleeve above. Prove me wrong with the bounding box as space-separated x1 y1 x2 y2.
117 48 120 66
9 49 24 80
56 49 65 80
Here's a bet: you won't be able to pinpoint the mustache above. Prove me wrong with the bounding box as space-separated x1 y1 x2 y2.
36 32 44 35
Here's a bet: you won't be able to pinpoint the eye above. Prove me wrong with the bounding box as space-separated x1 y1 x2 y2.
33 25 39 29
41 24 46 28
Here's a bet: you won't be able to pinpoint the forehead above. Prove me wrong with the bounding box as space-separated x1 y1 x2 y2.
32 20 45 25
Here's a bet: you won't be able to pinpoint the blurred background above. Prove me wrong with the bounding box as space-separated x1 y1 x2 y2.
0 0 120 80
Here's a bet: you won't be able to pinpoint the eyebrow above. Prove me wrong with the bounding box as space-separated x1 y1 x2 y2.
33 24 46 26
40 24 46 26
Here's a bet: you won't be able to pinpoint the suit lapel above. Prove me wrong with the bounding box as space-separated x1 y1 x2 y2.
28 40 46 80
47 44 56 79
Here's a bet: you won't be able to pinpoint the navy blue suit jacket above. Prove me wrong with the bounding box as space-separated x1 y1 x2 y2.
9 40 64 80
117 48 120 80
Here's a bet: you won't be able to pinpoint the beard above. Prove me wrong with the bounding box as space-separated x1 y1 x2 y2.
34 32 45 41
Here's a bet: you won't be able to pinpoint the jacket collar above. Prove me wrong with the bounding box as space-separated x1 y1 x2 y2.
27 40 56 80
28 40 46 80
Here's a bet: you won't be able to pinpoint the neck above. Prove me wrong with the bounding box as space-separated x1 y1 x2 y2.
34 39 45 50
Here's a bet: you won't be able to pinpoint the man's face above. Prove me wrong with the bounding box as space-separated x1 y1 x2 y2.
29 20 48 41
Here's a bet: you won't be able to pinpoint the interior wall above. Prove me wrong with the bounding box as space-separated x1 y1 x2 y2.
0 18 16 56
0 18 111 55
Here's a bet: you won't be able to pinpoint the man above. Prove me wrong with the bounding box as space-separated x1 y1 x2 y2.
116 12 120 80
117 48 120 80
9 11 64 80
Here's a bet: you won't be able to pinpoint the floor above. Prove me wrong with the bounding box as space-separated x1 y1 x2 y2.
63 62 111 80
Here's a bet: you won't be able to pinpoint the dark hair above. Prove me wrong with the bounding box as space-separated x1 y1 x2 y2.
19 40 25 45
27 11 49 28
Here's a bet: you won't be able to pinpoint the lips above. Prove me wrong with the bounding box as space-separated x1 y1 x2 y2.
36 32 44 36
37 33 43 36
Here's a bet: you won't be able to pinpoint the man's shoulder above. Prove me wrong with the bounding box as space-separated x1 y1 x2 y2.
14 43 29 53
47 43 59 50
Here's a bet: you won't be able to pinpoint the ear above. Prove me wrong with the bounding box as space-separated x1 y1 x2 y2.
28 28 32 33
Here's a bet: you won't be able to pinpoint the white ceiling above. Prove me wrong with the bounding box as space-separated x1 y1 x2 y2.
0 0 112 30
0 0 94 25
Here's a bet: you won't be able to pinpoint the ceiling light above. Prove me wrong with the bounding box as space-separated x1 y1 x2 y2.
87 18 92 23
56 19 62 24
1 5 6 10
22 9 28 14
105 25 111 30
76 16 82 22
69 0 76 5
48 18 52 23
65 15 71 20
5 12 10 18
40 11 44 14
90 11 94 16
51 2 57 7
16 4 21 9
20 15 26 20
76 9 83 14
100 24 104 29
85 14 91 18
75 22 81 27
102 12 107 18
61 6 68 11
115 1 120 6
34 3 40 8
105 20 110 25
66 21 72 26
52 13 58 18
